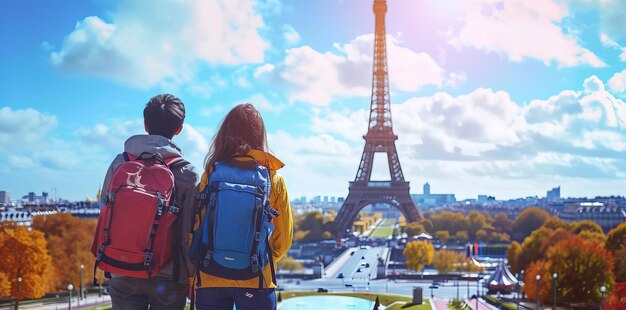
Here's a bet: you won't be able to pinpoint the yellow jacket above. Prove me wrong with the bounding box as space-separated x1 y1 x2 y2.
192 150 293 289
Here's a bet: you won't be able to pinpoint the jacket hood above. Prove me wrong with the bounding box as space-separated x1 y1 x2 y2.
124 134 183 158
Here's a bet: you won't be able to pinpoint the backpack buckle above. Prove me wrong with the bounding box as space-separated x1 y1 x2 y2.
168 206 180 214
106 193 115 205
144 251 153 267
251 255 259 273
255 232 262 241
202 250 213 267
103 229 109 241
96 244 106 261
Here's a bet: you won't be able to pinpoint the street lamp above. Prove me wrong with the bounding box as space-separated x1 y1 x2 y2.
16 277 22 309
80 264 84 300
520 270 525 299
600 285 607 310
535 275 541 310
67 284 73 310
552 273 558 310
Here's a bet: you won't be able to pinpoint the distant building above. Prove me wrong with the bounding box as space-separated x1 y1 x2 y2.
559 203 626 232
411 182 456 207
0 191 10 205
547 186 561 203
477 195 488 203
338 197 345 203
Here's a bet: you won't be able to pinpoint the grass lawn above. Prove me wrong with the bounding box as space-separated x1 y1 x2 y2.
280 291 432 310
369 228 395 238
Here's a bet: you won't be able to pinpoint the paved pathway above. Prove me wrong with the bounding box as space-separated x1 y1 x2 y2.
465 298 498 310
430 298 452 310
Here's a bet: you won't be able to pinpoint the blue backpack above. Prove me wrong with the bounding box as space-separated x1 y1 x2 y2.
189 156 278 288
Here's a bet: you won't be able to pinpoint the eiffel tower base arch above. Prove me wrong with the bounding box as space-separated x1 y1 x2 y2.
335 182 422 236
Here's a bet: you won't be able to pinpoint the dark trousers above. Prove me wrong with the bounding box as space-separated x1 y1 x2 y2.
195 287 276 310
109 277 187 310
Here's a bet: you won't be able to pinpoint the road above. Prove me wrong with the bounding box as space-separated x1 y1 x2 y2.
333 246 384 282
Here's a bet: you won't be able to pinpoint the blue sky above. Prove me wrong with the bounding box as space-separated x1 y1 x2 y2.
1 0 626 201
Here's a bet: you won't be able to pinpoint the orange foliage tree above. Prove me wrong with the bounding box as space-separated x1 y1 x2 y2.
606 222 626 282
546 236 615 304
0 272 10 298
511 207 549 241
522 260 551 305
31 213 99 292
607 282 626 309
0 224 51 303
403 240 434 272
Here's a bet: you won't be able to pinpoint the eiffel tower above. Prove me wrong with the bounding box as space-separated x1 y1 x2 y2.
334 0 422 235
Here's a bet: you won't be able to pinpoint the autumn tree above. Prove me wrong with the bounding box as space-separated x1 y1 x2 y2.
512 207 549 241
522 260 551 305
403 240 434 272
455 231 469 243
294 211 333 241
0 225 51 306
429 211 467 235
493 213 513 235
571 220 603 235
31 213 98 292
0 272 9 298
607 283 626 310
418 219 434 234
435 230 450 243
606 222 626 253
465 211 492 240
507 241 522 274
547 236 615 304
613 247 626 282
433 249 457 274
404 222 426 237
277 256 303 272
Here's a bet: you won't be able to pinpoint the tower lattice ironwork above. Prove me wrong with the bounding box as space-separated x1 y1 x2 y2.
334 0 422 235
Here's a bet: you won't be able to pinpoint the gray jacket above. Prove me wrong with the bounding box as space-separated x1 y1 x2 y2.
100 134 199 284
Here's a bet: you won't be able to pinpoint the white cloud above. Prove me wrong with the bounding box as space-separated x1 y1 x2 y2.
268 130 360 197
259 34 445 105
608 69 626 93
282 24 301 45
302 74 626 198
50 0 269 88
450 0 605 67
0 106 57 144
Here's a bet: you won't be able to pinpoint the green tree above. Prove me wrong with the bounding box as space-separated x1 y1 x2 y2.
512 207 550 241
403 240 434 272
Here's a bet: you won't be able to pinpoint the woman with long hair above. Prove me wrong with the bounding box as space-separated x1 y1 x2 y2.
192 103 293 310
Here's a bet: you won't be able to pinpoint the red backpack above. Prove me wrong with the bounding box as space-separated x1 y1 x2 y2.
91 152 187 282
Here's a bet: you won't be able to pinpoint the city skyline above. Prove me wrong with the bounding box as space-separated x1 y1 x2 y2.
2 1 626 201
